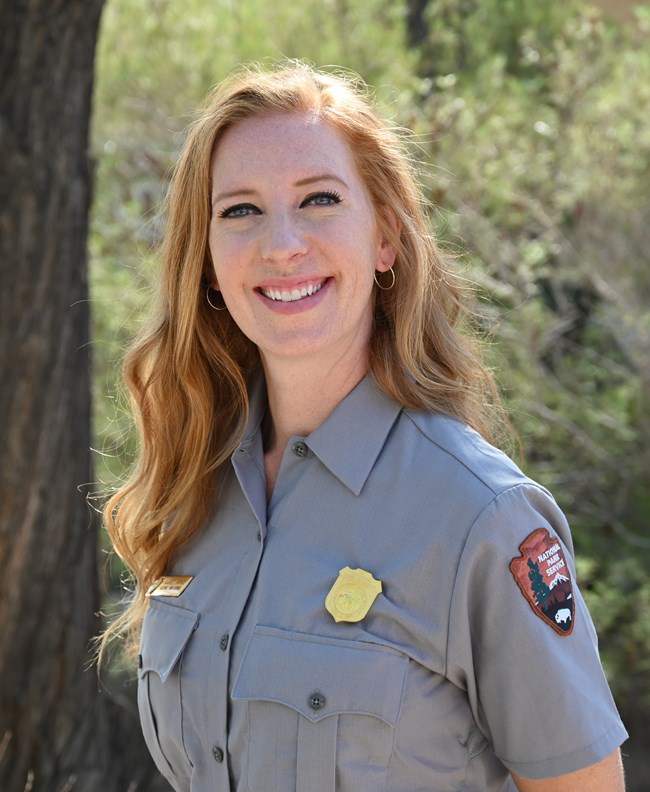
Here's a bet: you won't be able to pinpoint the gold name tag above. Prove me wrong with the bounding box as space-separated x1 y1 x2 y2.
146 576 194 598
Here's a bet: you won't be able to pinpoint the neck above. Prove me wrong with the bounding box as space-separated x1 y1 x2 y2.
261 351 369 455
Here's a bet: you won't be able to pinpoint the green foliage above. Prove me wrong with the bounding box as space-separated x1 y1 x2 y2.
90 0 650 723
405 5 650 710
415 0 582 79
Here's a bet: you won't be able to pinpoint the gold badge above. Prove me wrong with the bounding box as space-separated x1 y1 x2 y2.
146 576 193 598
325 567 382 623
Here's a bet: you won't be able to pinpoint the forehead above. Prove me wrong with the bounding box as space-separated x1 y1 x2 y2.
211 111 359 186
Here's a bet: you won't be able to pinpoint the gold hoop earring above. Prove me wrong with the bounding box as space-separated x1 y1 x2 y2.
206 286 227 311
374 268 396 291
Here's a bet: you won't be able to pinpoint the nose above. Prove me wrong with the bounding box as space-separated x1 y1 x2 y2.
260 211 307 263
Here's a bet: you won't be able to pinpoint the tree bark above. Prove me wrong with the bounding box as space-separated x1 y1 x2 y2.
0 1 166 789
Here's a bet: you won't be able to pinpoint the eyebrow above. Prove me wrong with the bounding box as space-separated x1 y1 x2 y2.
212 188 256 208
212 173 349 208
294 174 349 189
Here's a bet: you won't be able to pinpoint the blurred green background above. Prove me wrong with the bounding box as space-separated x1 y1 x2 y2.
89 0 650 784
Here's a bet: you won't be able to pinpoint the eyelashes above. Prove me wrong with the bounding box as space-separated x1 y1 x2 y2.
301 190 342 207
217 203 258 219
217 190 343 219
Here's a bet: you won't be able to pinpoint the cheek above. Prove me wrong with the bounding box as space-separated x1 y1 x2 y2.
208 231 238 285
207 229 219 274
209 225 249 262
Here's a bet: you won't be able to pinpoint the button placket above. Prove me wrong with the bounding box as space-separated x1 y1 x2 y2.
206 453 269 788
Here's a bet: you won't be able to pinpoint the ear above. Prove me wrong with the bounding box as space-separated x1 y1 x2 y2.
375 207 400 273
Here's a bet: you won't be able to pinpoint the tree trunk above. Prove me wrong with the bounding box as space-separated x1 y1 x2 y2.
0 1 165 789
406 0 430 49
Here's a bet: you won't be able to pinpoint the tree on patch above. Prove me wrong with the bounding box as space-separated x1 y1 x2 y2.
527 558 551 606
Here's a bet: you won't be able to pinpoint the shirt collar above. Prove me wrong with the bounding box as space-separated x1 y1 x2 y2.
305 375 402 496
240 370 402 496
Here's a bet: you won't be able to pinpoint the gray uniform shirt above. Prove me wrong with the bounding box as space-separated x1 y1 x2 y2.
137 374 627 792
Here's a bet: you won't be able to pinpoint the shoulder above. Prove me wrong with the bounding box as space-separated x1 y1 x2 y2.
401 408 572 551
401 408 538 499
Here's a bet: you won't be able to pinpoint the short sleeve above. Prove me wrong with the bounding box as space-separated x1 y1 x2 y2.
446 483 628 780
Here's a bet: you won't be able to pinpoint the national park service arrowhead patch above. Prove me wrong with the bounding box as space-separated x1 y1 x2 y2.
510 528 574 636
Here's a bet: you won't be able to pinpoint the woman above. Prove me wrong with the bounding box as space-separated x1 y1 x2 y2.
104 62 627 791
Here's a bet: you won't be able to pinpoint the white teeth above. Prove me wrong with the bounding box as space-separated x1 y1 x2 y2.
261 281 324 302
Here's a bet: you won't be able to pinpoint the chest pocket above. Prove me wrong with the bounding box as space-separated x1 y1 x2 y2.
137 599 199 787
232 625 408 792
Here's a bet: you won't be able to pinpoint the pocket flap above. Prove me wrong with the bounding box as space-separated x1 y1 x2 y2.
139 599 199 683
232 626 407 725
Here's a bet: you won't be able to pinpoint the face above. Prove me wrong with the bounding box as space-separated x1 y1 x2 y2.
208 111 395 374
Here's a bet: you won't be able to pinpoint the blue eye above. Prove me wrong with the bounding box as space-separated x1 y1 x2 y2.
302 191 343 208
218 203 259 218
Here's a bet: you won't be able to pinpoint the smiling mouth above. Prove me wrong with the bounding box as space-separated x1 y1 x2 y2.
258 280 327 302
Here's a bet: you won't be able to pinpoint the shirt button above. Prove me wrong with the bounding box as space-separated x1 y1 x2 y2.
292 441 308 458
219 633 229 651
308 691 326 711
212 744 224 763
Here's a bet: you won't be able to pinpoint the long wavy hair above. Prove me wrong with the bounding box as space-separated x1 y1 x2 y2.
102 61 510 659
